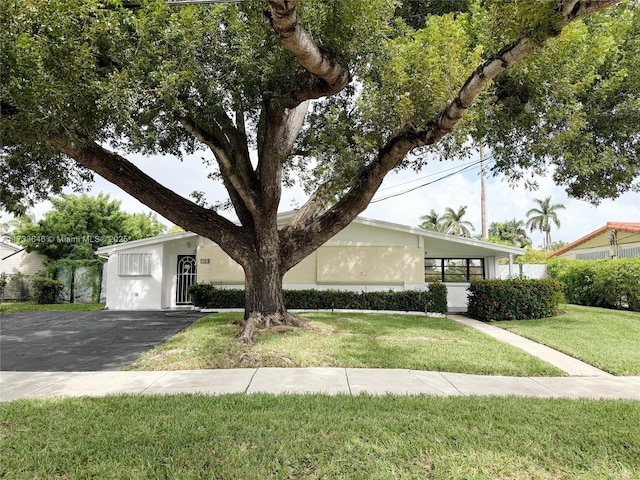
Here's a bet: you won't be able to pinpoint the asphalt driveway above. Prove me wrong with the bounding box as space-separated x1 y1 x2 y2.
0 310 204 371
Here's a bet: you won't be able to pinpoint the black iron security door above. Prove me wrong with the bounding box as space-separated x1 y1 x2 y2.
176 255 197 305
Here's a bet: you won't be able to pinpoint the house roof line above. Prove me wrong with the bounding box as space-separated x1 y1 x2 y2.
348 215 525 256
2 247 26 262
548 221 640 258
95 231 197 256
96 212 524 257
1 239 22 251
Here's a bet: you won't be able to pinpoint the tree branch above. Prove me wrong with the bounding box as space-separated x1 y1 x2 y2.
266 0 351 107
280 0 624 268
176 112 261 225
46 130 252 263
257 100 309 216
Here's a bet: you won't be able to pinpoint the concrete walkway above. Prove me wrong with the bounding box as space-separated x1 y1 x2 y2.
448 315 613 377
2 315 639 402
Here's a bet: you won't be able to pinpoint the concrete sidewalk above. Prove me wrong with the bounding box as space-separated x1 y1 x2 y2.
2 368 639 402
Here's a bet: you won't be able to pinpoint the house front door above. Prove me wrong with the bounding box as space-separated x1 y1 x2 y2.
176 255 197 305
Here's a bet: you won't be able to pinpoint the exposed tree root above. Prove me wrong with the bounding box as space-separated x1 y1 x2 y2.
236 311 309 344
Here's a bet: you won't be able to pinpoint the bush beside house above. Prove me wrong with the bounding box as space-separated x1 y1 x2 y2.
189 284 449 315
5 272 32 301
467 279 562 321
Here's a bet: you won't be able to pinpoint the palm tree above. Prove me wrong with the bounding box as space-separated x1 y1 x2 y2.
488 219 531 247
419 209 448 232
442 205 475 237
525 196 566 250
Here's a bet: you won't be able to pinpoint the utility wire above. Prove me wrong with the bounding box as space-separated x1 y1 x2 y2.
371 157 496 204
377 154 495 193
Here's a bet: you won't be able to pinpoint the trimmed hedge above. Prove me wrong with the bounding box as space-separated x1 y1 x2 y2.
547 257 640 311
188 283 449 314
426 281 448 314
467 278 562 322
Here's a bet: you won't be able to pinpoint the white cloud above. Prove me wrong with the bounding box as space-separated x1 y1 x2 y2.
3 152 639 248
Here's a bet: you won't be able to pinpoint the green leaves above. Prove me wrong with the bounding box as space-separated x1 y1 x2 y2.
11 193 165 260
1 0 636 219
480 3 640 202
361 12 482 137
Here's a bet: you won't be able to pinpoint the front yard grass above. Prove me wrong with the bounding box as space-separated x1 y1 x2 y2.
1 394 638 479
0 301 105 314
495 304 640 375
125 312 563 376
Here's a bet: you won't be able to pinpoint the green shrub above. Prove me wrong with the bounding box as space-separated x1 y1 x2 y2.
31 277 65 304
467 279 561 322
187 284 444 313
0 274 6 297
598 259 640 311
547 257 640 311
426 282 448 314
7 273 31 301
188 284 244 308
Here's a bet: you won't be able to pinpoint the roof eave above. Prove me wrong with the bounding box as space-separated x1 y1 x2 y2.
94 231 198 256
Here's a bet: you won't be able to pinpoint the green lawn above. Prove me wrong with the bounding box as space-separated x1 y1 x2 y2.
0 301 105 314
1 394 638 479
125 312 563 376
494 305 640 375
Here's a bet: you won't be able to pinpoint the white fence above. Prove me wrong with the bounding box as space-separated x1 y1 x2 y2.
498 264 547 280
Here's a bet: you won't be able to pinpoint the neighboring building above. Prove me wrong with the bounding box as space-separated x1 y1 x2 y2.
549 222 640 260
1 239 47 300
96 214 523 312
1 243 46 276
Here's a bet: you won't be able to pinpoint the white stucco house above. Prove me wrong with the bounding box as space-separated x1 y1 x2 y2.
95 214 523 312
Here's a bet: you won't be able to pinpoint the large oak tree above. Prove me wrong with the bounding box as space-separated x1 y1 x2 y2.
1 0 637 341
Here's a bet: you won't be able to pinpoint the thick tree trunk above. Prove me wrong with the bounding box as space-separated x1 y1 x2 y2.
235 226 306 344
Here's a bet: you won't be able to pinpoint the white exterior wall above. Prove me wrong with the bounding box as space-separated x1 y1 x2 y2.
98 219 522 312
498 264 547 279
104 244 164 310
440 283 469 313
328 222 421 247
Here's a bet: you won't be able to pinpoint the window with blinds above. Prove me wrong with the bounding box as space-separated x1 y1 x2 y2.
117 253 153 276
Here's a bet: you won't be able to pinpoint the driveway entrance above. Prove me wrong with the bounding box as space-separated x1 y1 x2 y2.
0 310 203 371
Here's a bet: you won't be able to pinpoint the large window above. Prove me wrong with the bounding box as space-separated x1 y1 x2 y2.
425 258 485 283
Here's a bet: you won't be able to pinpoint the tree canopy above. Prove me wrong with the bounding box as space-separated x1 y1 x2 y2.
420 206 475 237
488 219 531 247
11 194 165 260
1 0 635 340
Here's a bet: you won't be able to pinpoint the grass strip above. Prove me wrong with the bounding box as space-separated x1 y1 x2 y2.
0 302 105 314
1 394 638 479
125 312 563 376
495 305 640 375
